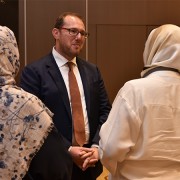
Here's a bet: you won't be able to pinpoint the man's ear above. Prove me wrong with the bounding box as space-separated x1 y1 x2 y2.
52 28 60 40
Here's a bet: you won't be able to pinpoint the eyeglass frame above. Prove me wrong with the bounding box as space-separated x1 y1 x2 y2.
60 27 89 38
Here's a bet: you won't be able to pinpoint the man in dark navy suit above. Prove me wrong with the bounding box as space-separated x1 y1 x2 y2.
20 12 111 180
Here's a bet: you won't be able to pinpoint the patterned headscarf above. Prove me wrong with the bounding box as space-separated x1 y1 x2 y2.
141 24 180 77
0 26 54 179
0 26 20 85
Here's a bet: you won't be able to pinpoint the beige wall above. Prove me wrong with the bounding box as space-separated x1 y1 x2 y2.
19 0 180 103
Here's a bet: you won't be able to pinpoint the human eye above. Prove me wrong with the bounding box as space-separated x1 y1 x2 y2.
80 31 86 36
69 28 78 35
80 31 89 38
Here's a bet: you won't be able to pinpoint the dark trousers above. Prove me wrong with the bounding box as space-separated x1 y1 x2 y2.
71 160 103 180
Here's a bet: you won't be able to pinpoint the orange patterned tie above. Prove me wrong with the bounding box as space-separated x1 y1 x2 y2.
67 62 86 146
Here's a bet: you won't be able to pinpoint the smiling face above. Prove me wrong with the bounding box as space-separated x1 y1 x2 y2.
52 15 86 61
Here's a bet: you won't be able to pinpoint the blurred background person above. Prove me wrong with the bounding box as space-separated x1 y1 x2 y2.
99 24 180 180
0 25 72 180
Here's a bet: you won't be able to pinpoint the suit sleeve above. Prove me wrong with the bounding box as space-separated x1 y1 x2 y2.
91 67 111 145
20 65 42 98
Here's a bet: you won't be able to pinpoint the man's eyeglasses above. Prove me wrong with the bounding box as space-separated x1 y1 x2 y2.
61 27 89 38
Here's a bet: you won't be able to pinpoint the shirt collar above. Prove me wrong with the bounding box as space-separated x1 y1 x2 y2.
52 47 77 67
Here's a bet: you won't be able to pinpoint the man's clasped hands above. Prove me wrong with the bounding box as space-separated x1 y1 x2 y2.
68 146 99 171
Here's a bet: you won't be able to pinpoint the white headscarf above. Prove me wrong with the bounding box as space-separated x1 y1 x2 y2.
0 26 54 179
141 24 180 77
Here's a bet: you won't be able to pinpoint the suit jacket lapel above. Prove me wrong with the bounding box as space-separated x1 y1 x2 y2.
46 54 72 119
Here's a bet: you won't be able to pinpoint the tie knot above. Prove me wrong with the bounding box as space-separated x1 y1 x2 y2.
67 62 74 71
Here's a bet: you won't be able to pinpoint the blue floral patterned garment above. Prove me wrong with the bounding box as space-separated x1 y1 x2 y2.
0 26 54 179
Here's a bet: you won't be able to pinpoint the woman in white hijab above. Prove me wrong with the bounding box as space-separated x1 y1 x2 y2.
0 26 72 180
99 24 180 180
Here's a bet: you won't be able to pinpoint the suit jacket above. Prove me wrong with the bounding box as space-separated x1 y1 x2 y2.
20 52 111 178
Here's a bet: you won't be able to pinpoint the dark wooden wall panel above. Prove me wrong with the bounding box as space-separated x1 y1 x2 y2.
26 0 86 63
88 0 180 102
96 25 146 102
0 0 19 40
89 0 180 25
